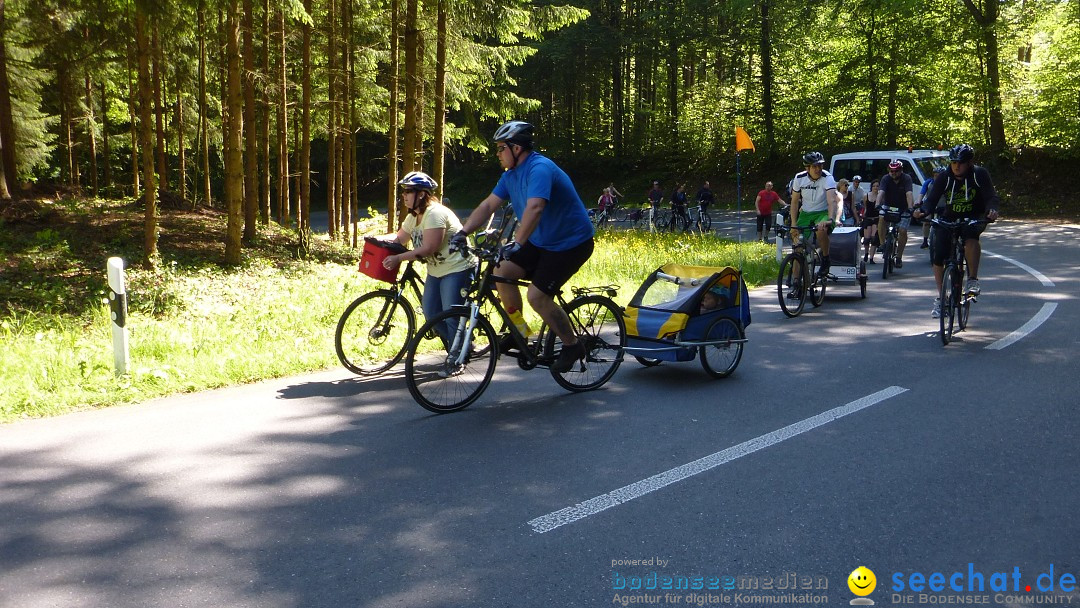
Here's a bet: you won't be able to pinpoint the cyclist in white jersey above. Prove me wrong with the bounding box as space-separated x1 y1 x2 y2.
789 151 841 277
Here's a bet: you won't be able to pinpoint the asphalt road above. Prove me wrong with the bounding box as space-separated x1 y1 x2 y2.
2 220 1078 608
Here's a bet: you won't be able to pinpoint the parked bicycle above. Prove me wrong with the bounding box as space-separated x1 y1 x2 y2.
878 205 910 280
403 215 627 413
775 224 827 317
335 240 429 375
933 217 990 345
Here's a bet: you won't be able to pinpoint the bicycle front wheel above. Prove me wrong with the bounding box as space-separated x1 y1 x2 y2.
405 309 498 413
700 210 712 231
548 295 626 392
939 266 957 345
881 236 894 280
699 317 744 378
335 290 416 376
777 253 806 317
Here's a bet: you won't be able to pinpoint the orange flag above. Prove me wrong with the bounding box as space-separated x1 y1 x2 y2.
735 126 755 153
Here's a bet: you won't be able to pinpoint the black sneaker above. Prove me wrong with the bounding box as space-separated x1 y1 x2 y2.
894 257 903 268
550 341 586 373
920 240 929 249
498 333 518 354
787 281 802 300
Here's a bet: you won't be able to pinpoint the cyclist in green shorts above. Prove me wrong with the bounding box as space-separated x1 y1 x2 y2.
788 152 841 282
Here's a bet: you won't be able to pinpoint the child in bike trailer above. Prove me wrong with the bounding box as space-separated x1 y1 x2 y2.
913 144 1000 318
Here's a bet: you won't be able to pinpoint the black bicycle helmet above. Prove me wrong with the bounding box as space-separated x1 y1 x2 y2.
802 151 825 166
949 144 975 163
492 121 534 147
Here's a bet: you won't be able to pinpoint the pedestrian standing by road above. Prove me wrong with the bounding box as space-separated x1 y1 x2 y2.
754 181 785 242
380 171 477 343
862 180 881 263
876 159 915 268
789 151 840 278
453 120 595 373
912 144 1000 318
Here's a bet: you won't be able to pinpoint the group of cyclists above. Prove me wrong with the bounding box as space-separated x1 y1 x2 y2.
784 145 1000 317
592 179 716 232
375 120 1001 381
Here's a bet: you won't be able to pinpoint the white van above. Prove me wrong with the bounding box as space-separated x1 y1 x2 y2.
830 149 949 190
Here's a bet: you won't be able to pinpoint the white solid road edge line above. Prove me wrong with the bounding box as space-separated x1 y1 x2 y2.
527 386 910 534
984 250 1054 287
986 302 1057 351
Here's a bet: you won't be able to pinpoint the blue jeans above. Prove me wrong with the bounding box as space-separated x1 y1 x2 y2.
422 267 475 344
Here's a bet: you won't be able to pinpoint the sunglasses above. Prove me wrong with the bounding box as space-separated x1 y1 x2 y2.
401 188 417 195
496 144 509 153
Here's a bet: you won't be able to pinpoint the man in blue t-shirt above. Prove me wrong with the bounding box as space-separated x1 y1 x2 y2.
454 120 595 373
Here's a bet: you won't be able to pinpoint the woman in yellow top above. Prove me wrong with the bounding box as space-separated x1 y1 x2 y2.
380 171 476 342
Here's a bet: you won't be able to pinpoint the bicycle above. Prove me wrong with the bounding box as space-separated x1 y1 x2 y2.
335 239 428 375
591 205 613 229
878 205 910 280
403 217 627 413
932 216 990 346
688 203 712 233
775 224 827 317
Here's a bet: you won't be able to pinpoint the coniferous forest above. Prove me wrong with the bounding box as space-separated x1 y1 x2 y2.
1 0 1078 264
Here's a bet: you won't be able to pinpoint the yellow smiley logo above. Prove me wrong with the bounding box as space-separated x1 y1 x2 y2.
848 566 877 596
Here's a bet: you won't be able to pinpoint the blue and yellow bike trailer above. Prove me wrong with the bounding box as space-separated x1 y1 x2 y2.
622 264 750 378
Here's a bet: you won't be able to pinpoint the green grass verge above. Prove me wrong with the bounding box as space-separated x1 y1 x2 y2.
0 221 776 423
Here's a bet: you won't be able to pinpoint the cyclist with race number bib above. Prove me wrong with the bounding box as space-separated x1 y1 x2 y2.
452 120 596 373
912 144 1000 318
789 151 841 282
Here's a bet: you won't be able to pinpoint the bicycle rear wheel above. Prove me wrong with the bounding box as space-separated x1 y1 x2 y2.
699 317 744 378
810 250 826 308
939 266 957 345
405 309 498 413
547 295 626 392
777 252 806 317
335 290 416 376
958 277 971 330
614 206 629 222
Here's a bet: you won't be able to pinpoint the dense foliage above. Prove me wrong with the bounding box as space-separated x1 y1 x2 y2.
0 0 1077 258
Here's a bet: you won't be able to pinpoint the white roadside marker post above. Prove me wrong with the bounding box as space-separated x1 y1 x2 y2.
107 257 129 376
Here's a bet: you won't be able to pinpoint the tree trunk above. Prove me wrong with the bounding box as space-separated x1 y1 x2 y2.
432 0 446 196
412 24 425 170
176 78 186 203
85 74 98 196
152 24 167 190
276 6 289 226
59 66 78 188
198 0 212 206
299 0 312 253
224 4 244 264
402 0 418 174
101 81 112 189
387 0 400 231
326 0 338 240
0 135 9 199
340 0 352 243
260 0 271 224
961 0 1006 153
610 1 623 158
242 0 258 242
0 0 17 188
135 10 158 265
128 51 140 197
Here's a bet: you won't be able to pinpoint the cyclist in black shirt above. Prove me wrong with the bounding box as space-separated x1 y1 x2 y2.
913 144 1000 318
